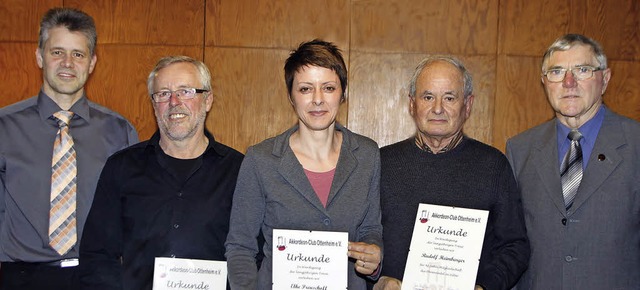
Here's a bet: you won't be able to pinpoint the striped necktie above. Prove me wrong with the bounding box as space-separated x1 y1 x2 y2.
561 129 583 210
49 110 77 255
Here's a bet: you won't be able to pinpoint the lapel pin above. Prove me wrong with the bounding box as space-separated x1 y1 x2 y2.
597 154 606 161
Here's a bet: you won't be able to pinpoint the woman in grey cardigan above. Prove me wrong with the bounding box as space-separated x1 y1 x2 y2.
225 39 383 290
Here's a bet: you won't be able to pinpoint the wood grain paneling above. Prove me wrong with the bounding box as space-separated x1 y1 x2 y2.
493 56 554 151
66 0 205 45
499 1 570 56
204 46 348 152
207 0 349 49
348 52 495 148
86 45 203 140
570 0 640 61
605 60 640 120
461 56 496 145
351 0 498 54
0 0 60 42
348 53 418 147
0 43 45 106
0 0 59 109
2 0 639 154
500 0 640 61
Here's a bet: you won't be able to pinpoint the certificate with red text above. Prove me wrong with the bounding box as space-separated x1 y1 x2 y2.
272 229 348 290
402 204 488 290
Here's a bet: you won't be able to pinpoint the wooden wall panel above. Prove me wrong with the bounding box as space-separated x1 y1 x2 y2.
500 0 640 61
348 52 495 148
605 60 640 119
499 1 570 56
461 56 496 144
2 0 639 154
66 0 205 45
570 0 640 61
0 43 43 106
207 0 349 49
492 56 554 151
204 46 349 152
351 0 498 54
348 53 418 147
0 0 60 109
0 0 60 42
85 45 203 140
204 47 294 151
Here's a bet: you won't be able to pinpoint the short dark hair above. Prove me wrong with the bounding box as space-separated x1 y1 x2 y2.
284 39 347 100
38 7 97 56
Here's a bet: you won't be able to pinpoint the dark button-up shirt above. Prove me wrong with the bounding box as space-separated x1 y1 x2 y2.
0 92 138 262
79 130 243 290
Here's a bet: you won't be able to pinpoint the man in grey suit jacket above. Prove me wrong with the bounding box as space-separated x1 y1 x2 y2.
506 34 640 290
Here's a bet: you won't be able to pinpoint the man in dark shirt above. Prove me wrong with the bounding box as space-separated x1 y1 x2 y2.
0 8 137 290
373 56 529 290
78 56 244 290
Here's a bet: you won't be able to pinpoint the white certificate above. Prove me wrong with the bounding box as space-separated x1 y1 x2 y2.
272 229 348 290
152 257 227 290
402 204 489 290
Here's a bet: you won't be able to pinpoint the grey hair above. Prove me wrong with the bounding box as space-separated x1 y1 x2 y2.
38 8 97 56
408 55 473 100
542 34 607 71
147 56 212 95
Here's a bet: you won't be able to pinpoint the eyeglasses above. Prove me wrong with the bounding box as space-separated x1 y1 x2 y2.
150 88 209 103
542 66 602 83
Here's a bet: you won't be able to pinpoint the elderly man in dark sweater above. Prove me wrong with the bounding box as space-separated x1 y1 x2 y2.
373 56 529 290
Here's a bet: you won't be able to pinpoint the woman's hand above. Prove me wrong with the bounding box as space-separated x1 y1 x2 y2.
347 241 381 275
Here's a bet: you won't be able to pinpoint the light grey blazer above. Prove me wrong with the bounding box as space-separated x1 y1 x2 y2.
506 107 640 290
225 123 383 290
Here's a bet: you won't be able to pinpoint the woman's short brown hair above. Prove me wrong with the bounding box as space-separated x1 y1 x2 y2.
284 39 347 101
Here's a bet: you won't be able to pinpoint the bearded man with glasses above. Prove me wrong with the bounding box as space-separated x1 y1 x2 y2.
506 34 640 290
79 56 244 290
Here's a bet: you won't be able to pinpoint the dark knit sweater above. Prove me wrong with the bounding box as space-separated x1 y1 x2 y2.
379 137 529 290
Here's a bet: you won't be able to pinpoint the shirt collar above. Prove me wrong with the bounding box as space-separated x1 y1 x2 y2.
414 130 464 154
556 105 606 149
148 129 225 157
37 90 90 124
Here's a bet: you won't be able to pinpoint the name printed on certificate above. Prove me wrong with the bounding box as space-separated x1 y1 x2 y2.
152 257 227 290
272 229 348 290
402 203 489 290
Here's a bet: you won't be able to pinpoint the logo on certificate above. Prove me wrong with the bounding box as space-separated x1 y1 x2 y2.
419 209 430 223
277 236 287 251
157 263 168 278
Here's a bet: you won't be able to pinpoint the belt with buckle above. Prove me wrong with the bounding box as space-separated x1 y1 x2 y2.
47 258 79 268
6 258 79 268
